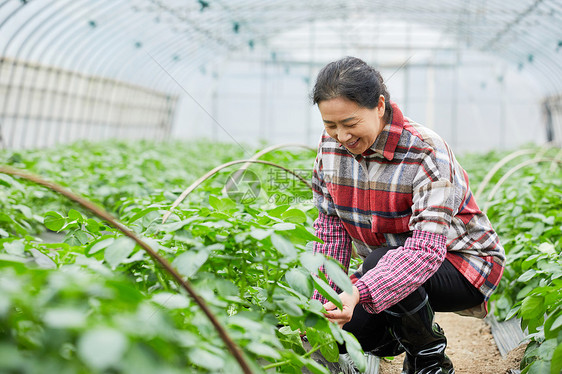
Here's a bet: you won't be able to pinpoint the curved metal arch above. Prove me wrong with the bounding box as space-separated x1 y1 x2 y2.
0 0 29 30
222 143 316 194
0 0 61 147
53 4 148 143
21 0 121 146
26 0 120 147
73 6 216 140
483 157 562 211
141 42 212 95
69 11 159 141
474 148 536 201
162 158 314 224
499 15 562 92
147 0 238 51
498 45 561 96
74 12 200 141
97 27 199 141
0 0 120 147
114 34 194 94
7 0 95 147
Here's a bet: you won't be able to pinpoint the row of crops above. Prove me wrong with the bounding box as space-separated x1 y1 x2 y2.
0 140 561 373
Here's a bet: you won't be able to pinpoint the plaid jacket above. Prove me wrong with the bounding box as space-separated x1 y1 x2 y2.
312 103 505 314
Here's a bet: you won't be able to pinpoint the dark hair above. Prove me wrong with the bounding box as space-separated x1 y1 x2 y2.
312 56 392 122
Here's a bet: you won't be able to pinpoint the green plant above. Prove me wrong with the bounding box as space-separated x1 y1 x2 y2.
462 147 562 374
0 140 366 373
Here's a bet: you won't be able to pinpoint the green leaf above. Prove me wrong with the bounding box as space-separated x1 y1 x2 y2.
320 340 339 363
209 195 236 212
342 331 367 372
517 286 534 300
188 348 225 370
78 328 128 371
172 250 209 278
277 300 304 317
324 259 353 295
44 211 66 232
88 237 115 255
306 328 322 347
300 251 324 273
329 322 344 344
0 173 14 187
291 225 323 242
538 243 556 256
3 241 24 256
527 361 550 374
505 306 521 321
29 248 56 269
14 204 32 219
518 269 537 283
127 207 161 223
312 276 342 310
551 342 562 374
0 213 26 235
250 228 273 241
267 204 290 218
273 222 296 231
85 219 101 233
285 268 313 297
246 341 281 360
277 326 305 354
298 357 330 374
104 237 135 269
209 195 221 210
68 209 83 223
66 230 90 246
271 234 297 259
281 209 307 224
550 314 562 331
520 295 545 320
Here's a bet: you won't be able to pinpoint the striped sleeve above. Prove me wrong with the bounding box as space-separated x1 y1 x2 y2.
311 147 353 303
312 212 353 303
355 230 447 313
408 146 455 237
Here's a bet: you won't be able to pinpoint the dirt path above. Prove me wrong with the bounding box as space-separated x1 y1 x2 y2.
379 313 525 374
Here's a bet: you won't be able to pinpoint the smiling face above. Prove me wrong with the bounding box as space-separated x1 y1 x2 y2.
318 96 386 154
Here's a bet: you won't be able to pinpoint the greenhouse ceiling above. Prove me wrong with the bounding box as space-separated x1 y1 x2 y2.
0 0 561 95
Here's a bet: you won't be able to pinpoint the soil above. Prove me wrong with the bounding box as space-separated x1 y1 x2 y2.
378 312 526 374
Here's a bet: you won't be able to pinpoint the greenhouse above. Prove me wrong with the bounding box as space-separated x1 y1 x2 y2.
0 0 561 373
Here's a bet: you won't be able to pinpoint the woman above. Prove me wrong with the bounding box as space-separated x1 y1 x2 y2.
310 57 505 374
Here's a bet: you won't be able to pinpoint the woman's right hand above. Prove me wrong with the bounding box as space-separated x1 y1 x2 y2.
322 286 360 327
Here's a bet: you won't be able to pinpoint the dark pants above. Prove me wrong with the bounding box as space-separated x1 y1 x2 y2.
343 246 484 352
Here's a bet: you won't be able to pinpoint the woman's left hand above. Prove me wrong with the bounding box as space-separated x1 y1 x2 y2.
323 286 360 327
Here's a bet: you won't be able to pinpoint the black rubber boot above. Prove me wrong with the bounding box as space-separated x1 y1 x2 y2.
368 326 405 357
401 353 414 374
386 296 454 374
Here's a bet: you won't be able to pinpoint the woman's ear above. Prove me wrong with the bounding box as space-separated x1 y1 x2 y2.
377 95 385 118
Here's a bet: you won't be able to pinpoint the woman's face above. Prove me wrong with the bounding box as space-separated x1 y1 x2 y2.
318 96 386 155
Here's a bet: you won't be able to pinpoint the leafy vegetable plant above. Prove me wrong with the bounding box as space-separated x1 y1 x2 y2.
1 140 366 373
462 147 562 374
